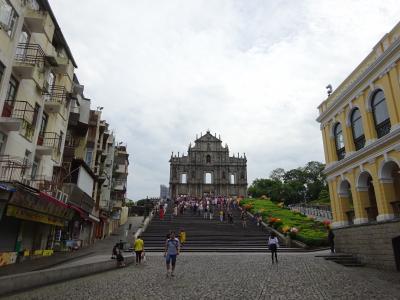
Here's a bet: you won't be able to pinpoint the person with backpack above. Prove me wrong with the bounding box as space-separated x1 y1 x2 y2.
164 231 180 277
268 232 279 264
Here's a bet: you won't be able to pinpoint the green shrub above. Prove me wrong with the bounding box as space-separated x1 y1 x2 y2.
240 199 328 247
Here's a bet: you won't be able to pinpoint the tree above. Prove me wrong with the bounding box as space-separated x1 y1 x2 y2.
269 168 285 182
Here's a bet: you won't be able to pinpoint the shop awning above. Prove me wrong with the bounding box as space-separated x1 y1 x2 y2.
39 192 69 209
68 204 87 219
88 214 100 223
0 183 16 192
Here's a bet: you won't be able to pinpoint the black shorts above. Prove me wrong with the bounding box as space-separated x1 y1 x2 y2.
269 244 277 252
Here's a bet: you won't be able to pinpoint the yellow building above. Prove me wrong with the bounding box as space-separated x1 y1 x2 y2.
317 22 400 270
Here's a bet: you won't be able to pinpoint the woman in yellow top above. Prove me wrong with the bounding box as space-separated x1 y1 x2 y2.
178 229 186 245
134 236 144 264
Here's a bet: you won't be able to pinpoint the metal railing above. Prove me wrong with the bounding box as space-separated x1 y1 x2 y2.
288 204 333 221
37 132 62 151
1 100 36 140
354 135 366 151
42 85 68 104
376 119 391 138
0 155 31 182
14 43 45 66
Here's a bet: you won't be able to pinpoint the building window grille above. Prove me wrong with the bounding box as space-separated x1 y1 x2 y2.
0 0 18 37
372 89 391 138
334 123 345 160
6 76 18 101
205 172 212 184
350 108 365 151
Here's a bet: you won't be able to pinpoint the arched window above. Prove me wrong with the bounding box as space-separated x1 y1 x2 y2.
372 90 391 138
351 108 365 150
205 172 212 184
334 123 345 160
206 155 211 163
180 173 187 184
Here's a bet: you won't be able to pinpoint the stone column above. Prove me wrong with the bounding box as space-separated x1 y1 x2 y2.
330 180 349 227
376 179 396 221
352 187 370 224
358 93 378 145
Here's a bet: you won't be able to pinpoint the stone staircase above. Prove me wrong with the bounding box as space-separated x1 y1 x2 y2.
141 203 303 252
316 254 365 267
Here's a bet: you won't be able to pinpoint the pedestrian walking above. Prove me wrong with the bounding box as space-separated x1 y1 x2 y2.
268 232 279 264
328 228 335 254
179 228 186 246
134 235 145 265
219 210 224 222
209 205 214 220
241 211 247 228
164 231 180 277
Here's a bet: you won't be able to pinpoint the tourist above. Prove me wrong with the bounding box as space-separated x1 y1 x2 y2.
164 231 180 277
111 243 119 259
268 232 279 263
173 205 178 217
203 205 208 219
328 228 335 254
134 235 145 265
219 210 224 222
228 210 233 223
116 246 125 267
179 228 186 246
159 206 165 220
241 210 247 228
209 205 214 220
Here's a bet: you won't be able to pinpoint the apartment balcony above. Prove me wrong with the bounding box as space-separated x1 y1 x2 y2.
113 179 126 192
0 100 35 139
24 7 53 35
114 164 127 174
13 43 46 88
42 85 68 113
36 132 61 157
112 199 123 209
46 52 69 74
0 155 31 183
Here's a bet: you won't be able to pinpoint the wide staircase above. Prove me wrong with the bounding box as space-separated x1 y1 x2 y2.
141 202 303 252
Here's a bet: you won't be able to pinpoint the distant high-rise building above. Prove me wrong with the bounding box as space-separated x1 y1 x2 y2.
160 184 169 200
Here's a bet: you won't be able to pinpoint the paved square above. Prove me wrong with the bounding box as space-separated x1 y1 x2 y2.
5 253 400 300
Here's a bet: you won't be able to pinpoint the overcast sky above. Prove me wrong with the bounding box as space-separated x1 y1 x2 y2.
50 0 400 200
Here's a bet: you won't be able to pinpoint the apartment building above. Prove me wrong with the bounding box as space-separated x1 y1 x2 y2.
0 1 131 266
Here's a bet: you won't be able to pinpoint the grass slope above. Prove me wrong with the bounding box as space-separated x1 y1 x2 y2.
241 199 328 247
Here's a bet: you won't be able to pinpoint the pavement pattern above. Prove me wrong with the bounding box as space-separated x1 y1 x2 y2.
5 253 400 300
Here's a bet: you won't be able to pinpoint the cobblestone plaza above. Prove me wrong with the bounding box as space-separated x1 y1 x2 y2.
5 253 400 300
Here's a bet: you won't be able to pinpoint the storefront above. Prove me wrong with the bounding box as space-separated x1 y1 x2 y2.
0 183 74 266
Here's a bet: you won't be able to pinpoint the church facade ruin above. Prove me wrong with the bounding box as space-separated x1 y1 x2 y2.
169 131 247 199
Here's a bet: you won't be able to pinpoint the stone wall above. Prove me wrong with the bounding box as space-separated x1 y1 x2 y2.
334 219 400 271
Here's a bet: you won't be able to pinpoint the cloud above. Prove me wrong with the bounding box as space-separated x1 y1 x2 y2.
50 0 400 199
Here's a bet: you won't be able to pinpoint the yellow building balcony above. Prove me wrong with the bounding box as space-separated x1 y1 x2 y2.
46 52 69 74
13 43 46 88
42 85 68 114
24 8 53 37
0 100 35 140
36 132 61 157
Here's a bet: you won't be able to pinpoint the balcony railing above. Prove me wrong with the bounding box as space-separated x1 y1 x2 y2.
336 147 346 161
37 132 62 151
14 43 45 66
376 119 391 138
1 100 36 140
354 135 366 151
42 85 68 104
0 155 31 182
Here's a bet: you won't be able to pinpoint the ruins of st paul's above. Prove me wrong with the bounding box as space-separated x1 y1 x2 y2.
169 131 247 198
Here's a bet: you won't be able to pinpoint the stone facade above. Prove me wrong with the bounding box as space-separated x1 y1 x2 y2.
334 219 400 271
169 131 247 199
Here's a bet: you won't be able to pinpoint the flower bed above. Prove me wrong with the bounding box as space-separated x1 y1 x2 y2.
241 199 328 247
